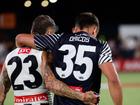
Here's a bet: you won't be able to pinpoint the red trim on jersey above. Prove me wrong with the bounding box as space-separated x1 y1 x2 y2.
69 86 83 92
14 93 48 103
18 48 31 54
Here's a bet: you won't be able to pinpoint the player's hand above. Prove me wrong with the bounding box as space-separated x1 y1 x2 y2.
82 91 100 105
44 73 56 91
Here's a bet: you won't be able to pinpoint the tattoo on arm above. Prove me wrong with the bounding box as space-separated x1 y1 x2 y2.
41 51 83 101
44 65 83 101
0 65 11 104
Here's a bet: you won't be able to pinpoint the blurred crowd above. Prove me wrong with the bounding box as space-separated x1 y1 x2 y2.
108 36 140 60
0 34 15 68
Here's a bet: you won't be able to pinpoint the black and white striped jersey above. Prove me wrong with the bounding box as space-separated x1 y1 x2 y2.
34 31 112 105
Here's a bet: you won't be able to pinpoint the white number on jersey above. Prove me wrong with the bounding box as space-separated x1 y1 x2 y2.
56 44 96 81
7 55 42 90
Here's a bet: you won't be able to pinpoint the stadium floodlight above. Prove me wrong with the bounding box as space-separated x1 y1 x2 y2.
41 0 49 7
24 0 32 7
49 0 58 3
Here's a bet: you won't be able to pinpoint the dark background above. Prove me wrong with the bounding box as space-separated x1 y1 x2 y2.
0 0 140 40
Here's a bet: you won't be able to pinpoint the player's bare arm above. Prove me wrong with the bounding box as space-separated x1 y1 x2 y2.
44 67 99 104
0 64 11 105
41 51 99 104
99 62 123 105
16 34 35 48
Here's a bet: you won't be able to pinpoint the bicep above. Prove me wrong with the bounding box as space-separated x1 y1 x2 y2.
16 34 36 48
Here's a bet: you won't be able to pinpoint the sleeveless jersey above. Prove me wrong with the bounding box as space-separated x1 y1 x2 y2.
5 48 49 105
34 32 113 105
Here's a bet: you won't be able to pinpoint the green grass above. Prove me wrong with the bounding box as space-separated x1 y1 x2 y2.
119 72 140 83
4 88 14 105
100 72 140 105
100 88 140 105
4 72 140 105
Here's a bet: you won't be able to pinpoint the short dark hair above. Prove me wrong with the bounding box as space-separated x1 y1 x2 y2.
75 12 99 31
31 15 56 34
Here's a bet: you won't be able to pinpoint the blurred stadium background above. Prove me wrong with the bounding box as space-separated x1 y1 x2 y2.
0 0 140 105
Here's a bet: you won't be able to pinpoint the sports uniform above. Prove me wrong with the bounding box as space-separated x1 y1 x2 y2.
34 31 112 105
5 48 49 105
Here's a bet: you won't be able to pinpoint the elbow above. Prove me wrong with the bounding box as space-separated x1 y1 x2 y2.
108 76 121 86
15 34 24 47
111 79 120 85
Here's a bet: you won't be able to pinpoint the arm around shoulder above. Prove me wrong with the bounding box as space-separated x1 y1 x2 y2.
16 33 36 48
41 51 99 104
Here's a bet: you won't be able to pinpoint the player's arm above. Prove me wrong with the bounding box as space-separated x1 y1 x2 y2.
99 42 122 105
99 62 122 105
0 64 11 105
41 51 99 104
16 34 36 48
16 33 60 51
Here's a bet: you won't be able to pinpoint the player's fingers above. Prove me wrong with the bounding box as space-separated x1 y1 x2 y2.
92 96 100 104
43 73 47 82
83 91 100 104
44 73 53 90
91 92 100 104
45 81 53 90
45 73 52 82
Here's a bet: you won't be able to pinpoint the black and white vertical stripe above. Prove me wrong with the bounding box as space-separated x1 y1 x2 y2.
98 42 112 65
34 34 61 50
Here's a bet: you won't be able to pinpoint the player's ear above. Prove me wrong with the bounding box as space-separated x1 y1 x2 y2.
46 31 51 35
72 26 79 33
92 26 98 37
72 27 76 33
46 28 55 35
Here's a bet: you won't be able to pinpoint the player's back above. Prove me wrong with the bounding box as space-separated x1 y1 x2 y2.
5 47 49 105
52 32 105 105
